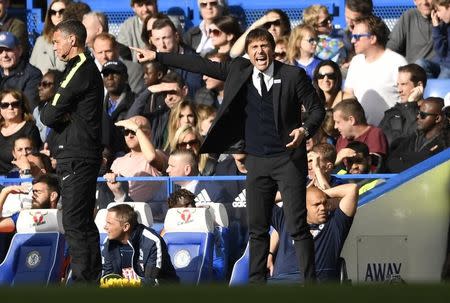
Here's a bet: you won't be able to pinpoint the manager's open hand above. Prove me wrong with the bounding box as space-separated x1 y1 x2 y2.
129 46 156 63
286 127 306 149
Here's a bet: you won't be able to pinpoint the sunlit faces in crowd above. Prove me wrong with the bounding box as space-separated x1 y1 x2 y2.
132 0 157 22
350 22 373 55
198 0 224 21
93 35 118 66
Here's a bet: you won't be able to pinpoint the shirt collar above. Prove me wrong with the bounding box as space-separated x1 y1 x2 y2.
252 61 274 79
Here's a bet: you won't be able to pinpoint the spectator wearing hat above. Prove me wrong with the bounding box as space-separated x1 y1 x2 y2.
102 60 136 123
0 0 28 56
0 31 42 110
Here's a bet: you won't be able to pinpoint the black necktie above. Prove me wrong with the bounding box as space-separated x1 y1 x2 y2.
259 72 267 97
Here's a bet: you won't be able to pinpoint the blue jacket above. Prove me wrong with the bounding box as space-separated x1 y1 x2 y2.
102 224 179 285
432 22 450 67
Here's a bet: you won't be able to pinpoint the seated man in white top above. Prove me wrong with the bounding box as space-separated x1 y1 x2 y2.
344 14 408 126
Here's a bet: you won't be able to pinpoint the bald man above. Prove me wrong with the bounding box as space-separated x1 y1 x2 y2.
268 184 358 282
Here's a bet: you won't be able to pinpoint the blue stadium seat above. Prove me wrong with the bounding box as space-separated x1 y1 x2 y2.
0 209 66 286
423 79 450 99
163 208 215 284
197 202 230 281
229 241 249 286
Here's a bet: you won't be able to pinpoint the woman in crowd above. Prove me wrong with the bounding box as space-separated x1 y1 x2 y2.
303 4 346 62
30 0 70 74
274 36 289 63
184 0 227 55
165 101 198 152
0 89 41 175
229 9 291 57
197 104 217 137
312 60 353 109
287 24 321 80
208 15 241 54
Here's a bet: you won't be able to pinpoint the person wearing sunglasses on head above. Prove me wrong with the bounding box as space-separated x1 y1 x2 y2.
230 9 291 58
30 0 69 75
312 60 354 109
0 89 42 176
184 0 227 56
344 14 408 126
0 0 28 56
387 97 449 173
287 24 322 80
0 31 42 111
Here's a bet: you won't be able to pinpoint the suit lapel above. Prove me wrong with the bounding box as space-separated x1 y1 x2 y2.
218 64 253 113
272 61 282 131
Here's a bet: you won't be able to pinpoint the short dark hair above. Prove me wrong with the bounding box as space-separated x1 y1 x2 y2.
54 19 87 48
170 149 199 173
355 14 390 47
62 2 92 22
152 17 177 34
167 189 196 209
333 98 367 125
312 143 337 164
346 0 373 15
205 49 231 62
346 141 370 158
398 64 427 88
161 72 185 88
108 204 139 230
245 28 275 53
33 173 60 198
131 0 157 6
45 69 64 88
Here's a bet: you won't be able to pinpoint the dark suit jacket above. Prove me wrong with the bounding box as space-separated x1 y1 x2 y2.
155 53 325 165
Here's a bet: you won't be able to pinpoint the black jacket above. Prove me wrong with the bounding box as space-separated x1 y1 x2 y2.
155 53 325 166
103 86 136 123
40 52 103 161
102 224 179 285
379 102 418 147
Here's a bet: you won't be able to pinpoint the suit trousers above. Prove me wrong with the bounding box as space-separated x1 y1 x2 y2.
57 159 101 283
245 153 316 283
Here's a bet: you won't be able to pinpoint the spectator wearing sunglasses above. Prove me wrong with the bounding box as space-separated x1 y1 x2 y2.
30 0 69 75
0 32 42 111
344 15 408 126
387 97 449 172
287 24 322 80
108 115 167 204
185 0 227 56
0 89 41 176
230 9 291 58
312 60 354 109
33 69 63 143
0 0 28 57
303 5 346 63
208 15 241 55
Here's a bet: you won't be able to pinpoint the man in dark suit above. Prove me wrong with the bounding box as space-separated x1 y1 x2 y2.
131 28 325 283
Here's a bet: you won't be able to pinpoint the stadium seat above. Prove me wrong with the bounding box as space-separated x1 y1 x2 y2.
423 79 450 99
197 202 230 281
228 241 249 286
0 209 66 286
163 208 215 284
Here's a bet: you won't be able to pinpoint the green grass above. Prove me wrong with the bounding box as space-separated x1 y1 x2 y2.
2 284 450 303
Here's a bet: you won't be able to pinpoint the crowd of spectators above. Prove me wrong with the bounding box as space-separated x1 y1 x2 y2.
0 0 449 284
